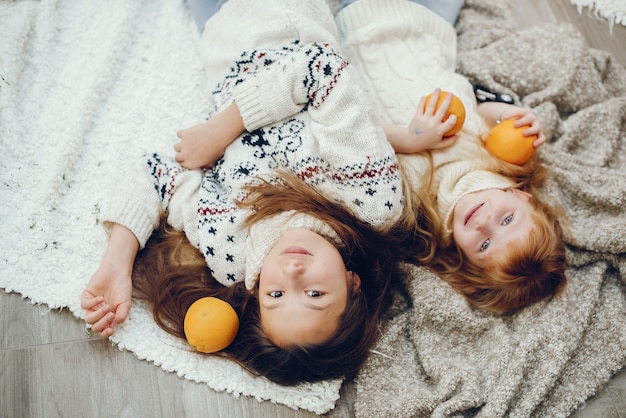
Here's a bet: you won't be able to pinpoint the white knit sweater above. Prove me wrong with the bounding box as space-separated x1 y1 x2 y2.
102 0 403 289
336 0 514 243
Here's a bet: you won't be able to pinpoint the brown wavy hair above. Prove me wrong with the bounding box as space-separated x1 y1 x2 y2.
394 141 568 313
132 172 403 385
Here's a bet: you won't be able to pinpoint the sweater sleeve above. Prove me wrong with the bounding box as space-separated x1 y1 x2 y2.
101 153 201 248
231 42 403 227
232 42 354 132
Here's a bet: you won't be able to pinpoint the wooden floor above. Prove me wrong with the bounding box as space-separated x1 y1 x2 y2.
2 1 625 417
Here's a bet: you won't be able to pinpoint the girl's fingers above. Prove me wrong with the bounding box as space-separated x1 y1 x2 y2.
437 134 459 148
113 301 131 325
512 111 535 127
523 124 537 135
442 114 457 131
84 303 112 325
533 133 546 148
435 92 453 118
90 311 115 334
80 293 104 310
424 88 441 114
523 122 543 137
415 96 426 117
100 327 115 339
512 116 526 127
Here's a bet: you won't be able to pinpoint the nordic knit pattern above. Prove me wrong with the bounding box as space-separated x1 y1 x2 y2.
110 39 402 288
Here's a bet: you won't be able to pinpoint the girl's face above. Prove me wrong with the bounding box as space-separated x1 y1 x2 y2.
258 228 356 347
452 188 535 268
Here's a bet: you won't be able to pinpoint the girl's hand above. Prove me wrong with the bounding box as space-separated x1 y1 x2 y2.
385 89 459 154
487 104 546 149
81 223 137 338
478 102 546 148
81 263 132 338
174 120 228 170
174 103 246 170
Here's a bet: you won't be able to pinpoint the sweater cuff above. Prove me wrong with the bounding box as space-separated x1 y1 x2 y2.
232 48 310 131
100 167 161 249
231 80 273 131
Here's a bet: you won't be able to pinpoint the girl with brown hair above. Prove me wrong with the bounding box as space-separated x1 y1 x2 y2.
81 0 404 385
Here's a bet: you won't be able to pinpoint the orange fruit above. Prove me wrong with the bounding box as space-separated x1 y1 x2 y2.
184 297 239 353
484 119 537 165
424 91 466 137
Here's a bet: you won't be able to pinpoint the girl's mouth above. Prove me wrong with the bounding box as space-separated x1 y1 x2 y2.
464 203 484 226
281 246 311 256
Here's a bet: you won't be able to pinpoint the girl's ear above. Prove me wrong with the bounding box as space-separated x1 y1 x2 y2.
349 271 362 295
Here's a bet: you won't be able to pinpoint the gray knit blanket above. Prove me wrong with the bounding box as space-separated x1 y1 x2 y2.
339 0 626 417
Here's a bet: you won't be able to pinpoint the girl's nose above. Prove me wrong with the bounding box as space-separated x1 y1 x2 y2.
282 261 305 277
474 211 492 231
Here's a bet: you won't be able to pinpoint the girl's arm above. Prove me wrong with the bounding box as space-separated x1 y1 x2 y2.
174 102 245 170
84 152 203 338
478 101 546 148
81 223 138 338
82 159 162 339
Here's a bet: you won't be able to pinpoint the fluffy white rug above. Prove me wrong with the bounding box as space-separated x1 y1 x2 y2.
570 0 626 26
0 0 340 414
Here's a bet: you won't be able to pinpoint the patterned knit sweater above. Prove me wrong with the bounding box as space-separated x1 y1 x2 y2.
102 0 402 289
336 0 515 244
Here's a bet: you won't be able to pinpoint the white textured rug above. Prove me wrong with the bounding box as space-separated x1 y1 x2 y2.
570 0 626 26
0 0 340 414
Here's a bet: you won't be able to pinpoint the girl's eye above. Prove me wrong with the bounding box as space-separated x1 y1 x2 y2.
480 239 490 251
502 215 513 225
269 291 283 298
307 290 323 298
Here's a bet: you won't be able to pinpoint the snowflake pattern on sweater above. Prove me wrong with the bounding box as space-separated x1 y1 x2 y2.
146 41 402 286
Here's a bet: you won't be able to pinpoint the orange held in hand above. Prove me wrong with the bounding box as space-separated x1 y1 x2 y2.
184 297 239 353
424 91 466 137
485 119 537 165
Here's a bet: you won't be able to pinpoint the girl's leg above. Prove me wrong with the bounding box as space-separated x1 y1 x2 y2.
412 0 464 25
186 0 229 32
340 0 359 9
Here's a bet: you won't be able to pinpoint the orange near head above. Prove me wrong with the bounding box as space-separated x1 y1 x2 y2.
184 297 239 353
424 91 466 137
484 119 537 165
